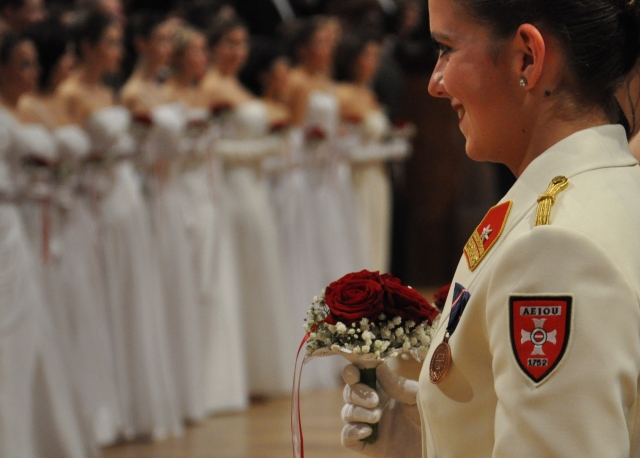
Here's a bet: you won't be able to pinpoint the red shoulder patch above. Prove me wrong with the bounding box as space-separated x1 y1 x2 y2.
509 296 572 384
463 201 512 271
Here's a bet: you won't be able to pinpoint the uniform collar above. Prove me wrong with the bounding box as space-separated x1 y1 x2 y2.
504 124 637 206
448 125 637 299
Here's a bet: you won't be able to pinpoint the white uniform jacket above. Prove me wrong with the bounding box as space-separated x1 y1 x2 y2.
418 125 640 457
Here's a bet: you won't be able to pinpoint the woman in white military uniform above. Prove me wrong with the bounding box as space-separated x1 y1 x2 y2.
339 0 640 457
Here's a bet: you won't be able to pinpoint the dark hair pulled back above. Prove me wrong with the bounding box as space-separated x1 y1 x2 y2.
206 16 247 48
457 0 640 116
26 17 69 90
335 29 381 82
71 10 117 60
285 15 335 64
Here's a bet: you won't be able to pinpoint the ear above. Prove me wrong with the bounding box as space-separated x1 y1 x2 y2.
512 24 545 90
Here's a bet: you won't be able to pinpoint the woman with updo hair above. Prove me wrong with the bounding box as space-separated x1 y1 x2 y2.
125 18 208 425
335 30 410 274
165 25 208 105
19 16 124 447
200 15 298 399
0 31 88 458
166 23 249 413
121 10 174 114
339 0 640 457
287 15 365 284
60 10 183 441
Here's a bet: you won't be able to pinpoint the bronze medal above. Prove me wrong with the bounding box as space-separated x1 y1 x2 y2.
429 340 451 384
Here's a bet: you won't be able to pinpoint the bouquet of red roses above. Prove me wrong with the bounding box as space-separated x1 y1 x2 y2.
292 270 441 456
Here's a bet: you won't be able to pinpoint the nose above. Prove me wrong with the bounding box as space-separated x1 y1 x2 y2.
428 59 448 98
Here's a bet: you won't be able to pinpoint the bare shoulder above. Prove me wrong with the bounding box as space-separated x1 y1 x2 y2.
120 79 149 114
335 83 357 103
17 95 42 124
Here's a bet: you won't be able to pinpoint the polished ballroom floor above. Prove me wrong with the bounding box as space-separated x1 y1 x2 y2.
102 388 358 458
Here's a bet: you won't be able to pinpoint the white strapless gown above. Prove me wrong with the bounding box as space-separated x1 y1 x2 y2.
85 106 182 440
178 108 248 412
16 123 123 447
143 104 206 422
217 100 295 396
0 109 88 458
304 90 365 282
350 110 410 273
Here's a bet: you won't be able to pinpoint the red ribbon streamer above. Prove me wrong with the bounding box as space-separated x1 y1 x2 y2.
291 333 310 458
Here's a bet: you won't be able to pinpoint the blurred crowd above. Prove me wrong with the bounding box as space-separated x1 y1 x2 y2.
0 0 425 456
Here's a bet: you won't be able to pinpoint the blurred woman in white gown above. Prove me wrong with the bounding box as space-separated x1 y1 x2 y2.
19 17 122 446
336 32 411 273
59 11 182 440
122 12 207 424
288 17 365 284
284 16 361 390
202 17 296 396
167 25 248 411
0 31 88 458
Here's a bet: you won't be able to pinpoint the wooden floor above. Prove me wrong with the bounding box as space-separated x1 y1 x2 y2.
102 389 359 458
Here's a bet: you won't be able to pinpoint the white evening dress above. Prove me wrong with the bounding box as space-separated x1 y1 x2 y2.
179 108 248 412
143 104 205 422
350 111 410 273
216 100 296 396
15 123 122 447
55 125 123 445
267 127 346 390
304 90 365 285
0 108 88 458
84 106 182 440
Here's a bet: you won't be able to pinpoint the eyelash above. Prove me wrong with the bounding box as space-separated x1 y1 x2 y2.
436 42 452 58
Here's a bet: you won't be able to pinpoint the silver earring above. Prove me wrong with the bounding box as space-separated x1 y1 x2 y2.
519 77 527 87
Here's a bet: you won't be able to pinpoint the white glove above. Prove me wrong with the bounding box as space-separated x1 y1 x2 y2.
341 363 422 458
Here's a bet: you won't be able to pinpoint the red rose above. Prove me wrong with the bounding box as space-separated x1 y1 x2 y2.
270 120 290 133
210 101 234 118
324 270 385 325
305 126 327 142
132 113 153 127
433 283 451 312
380 274 439 325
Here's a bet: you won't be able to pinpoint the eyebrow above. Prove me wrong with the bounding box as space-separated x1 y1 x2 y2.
431 32 453 43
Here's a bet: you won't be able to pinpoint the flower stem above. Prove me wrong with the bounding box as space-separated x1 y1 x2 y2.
359 367 379 444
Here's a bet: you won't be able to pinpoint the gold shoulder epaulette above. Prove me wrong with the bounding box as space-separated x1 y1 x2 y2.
535 176 569 226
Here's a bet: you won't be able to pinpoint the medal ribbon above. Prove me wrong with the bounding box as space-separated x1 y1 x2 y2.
446 283 471 338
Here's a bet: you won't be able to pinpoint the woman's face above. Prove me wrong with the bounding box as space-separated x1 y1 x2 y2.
304 24 336 70
180 34 208 82
50 43 76 89
141 20 174 69
86 23 123 74
2 40 39 95
354 42 381 84
428 0 525 165
214 26 249 74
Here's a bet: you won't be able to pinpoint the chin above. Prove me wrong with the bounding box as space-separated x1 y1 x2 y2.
464 141 493 163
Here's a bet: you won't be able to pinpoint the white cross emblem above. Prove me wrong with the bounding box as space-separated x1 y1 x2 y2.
480 225 493 242
521 318 557 355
